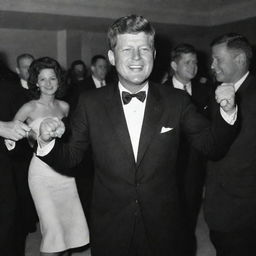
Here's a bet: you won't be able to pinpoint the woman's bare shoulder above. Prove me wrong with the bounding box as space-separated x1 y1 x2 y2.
56 99 69 116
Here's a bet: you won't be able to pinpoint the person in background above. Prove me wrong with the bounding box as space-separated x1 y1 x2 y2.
205 33 256 256
68 60 88 87
37 15 237 256
85 54 108 89
0 70 30 255
64 60 88 112
7 53 38 256
164 43 212 255
10 57 89 256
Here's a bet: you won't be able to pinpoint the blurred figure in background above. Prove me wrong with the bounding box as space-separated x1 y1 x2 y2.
164 43 212 255
9 53 38 256
64 60 88 113
0 60 31 255
85 54 108 89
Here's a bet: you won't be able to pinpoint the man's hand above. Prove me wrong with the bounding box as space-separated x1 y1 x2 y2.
0 120 30 140
39 117 65 145
215 83 236 115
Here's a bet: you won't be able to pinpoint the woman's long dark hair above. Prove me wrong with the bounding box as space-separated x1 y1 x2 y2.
27 57 64 99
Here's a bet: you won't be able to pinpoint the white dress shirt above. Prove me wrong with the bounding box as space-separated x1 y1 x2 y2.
92 75 106 88
119 82 148 162
20 78 29 90
172 76 192 95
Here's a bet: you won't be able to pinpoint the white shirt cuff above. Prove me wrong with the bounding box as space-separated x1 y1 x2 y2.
37 139 55 156
220 105 238 125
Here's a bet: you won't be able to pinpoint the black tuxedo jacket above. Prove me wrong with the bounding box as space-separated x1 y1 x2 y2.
0 80 20 254
40 82 237 256
164 78 212 229
0 78 32 161
164 78 212 115
84 76 97 90
205 74 256 232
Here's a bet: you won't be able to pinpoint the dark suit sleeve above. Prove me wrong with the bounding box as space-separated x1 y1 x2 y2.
180 94 238 160
38 95 91 175
0 84 15 154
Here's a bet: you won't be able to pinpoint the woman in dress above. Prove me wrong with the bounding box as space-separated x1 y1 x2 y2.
12 57 89 256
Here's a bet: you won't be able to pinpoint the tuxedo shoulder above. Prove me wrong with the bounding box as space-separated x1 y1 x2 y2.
79 83 114 101
157 83 188 99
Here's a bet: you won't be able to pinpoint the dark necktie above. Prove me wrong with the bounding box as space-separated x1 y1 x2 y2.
122 91 146 105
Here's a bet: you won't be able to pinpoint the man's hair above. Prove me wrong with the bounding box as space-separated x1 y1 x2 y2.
107 14 155 50
70 60 86 70
171 43 196 62
91 55 107 66
28 57 64 99
211 33 253 67
16 53 34 67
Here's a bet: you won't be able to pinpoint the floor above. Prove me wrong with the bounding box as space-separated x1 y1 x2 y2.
25 206 216 256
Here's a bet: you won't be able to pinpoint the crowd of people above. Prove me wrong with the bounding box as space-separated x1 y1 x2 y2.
0 14 255 256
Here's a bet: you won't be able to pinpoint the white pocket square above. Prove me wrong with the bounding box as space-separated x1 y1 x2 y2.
160 127 173 133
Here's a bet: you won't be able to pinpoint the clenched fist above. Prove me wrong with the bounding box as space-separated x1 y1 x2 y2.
215 83 236 115
39 117 65 144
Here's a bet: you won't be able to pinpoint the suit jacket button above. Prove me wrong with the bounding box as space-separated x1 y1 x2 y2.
135 199 138 204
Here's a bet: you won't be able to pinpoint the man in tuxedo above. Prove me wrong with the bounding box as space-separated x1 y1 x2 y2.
10 53 38 255
164 43 212 255
85 54 108 90
38 15 237 256
204 33 256 256
0 79 30 256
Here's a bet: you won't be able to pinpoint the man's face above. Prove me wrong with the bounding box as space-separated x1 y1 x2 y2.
172 53 198 83
91 58 108 81
16 57 33 81
108 32 155 91
211 43 240 83
74 64 86 78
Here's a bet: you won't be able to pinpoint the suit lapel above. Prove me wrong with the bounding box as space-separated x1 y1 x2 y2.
136 83 163 167
104 84 136 164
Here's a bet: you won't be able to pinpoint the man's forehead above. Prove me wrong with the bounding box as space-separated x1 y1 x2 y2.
19 57 33 66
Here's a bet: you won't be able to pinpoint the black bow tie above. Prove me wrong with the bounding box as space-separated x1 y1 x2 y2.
122 91 146 105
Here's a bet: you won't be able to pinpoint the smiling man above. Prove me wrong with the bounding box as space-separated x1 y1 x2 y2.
205 33 256 256
37 15 238 256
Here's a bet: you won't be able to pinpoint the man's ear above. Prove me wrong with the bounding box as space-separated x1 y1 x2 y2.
170 61 177 72
91 65 95 74
235 52 246 67
153 49 156 59
16 67 20 75
108 50 115 66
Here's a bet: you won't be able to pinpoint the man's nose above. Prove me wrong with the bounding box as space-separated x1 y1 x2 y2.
211 59 216 70
132 49 141 60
